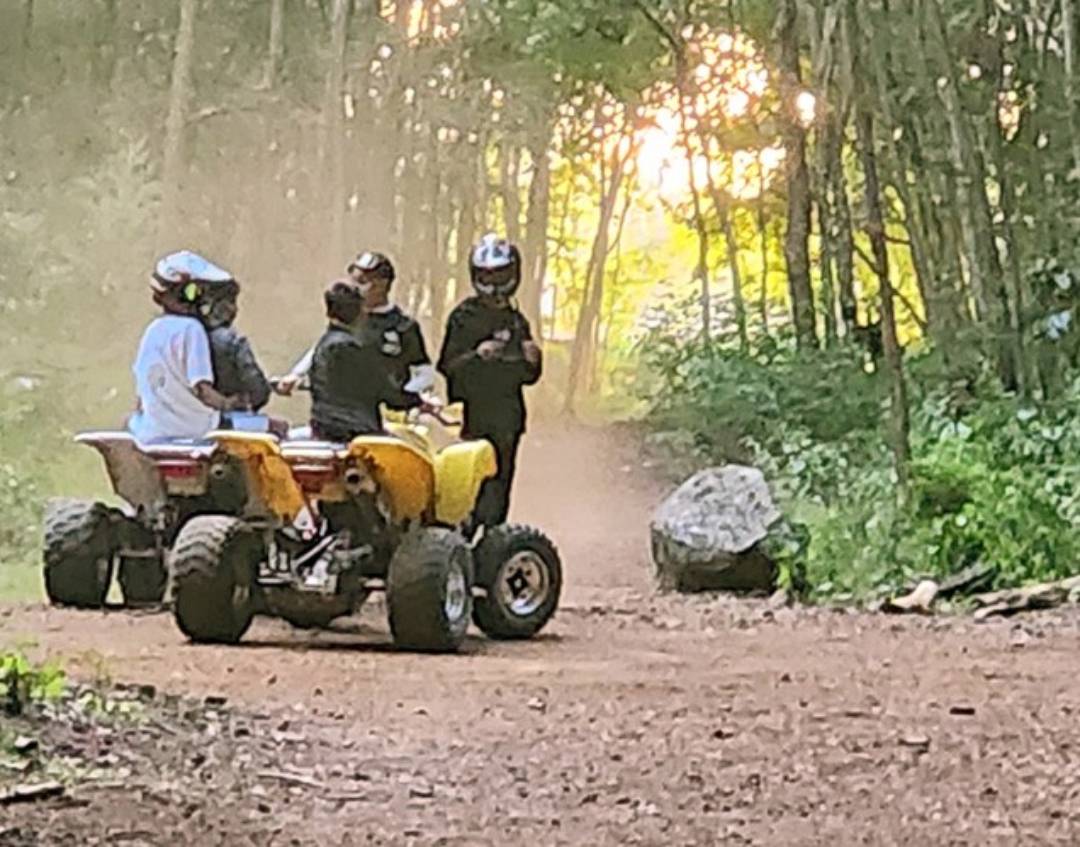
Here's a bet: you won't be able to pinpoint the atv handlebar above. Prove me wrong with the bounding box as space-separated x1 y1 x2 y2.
269 377 461 428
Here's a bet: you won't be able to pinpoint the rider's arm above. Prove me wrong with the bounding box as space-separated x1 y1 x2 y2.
288 345 316 379
436 308 479 378
516 314 543 386
402 322 436 393
233 335 272 411
194 381 239 412
185 321 237 412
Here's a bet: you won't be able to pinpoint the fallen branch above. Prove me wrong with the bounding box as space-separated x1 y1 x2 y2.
257 770 326 791
882 579 938 614
973 575 1080 620
0 781 65 806
937 562 996 598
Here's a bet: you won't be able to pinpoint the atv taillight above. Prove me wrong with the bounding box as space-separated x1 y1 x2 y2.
291 464 338 492
157 460 202 479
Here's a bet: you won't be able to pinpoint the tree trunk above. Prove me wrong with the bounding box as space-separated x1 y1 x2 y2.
264 0 286 89
455 174 478 306
721 205 750 351
921 0 1016 389
430 193 456 331
522 117 554 329
421 134 441 322
757 192 770 335
775 0 818 348
21 0 33 51
1064 0 1080 170
162 0 198 233
91 0 119 88
499 139 523 244
812 119 840 346
547 170 576 341
324 0 349 272
565 143 631 414
706 185 749 351
856 109 911 499
816 198 838 347
700 139 748 350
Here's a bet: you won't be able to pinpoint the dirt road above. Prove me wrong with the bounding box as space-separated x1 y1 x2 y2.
3 426 1080 845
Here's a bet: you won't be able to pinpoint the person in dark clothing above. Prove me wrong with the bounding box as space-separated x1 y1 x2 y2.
348 251 435 395
277 251 434 398
200 280 273 414
309 279 424 442
437 234 542 530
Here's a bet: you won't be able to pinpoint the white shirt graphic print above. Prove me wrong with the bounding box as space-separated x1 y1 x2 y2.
128 315 219 442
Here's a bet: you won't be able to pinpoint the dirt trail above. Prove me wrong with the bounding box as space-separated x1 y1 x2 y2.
4 425 1080 845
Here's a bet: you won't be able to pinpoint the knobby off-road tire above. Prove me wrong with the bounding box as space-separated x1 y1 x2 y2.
472 525 562 640
42 498 114 609
387 527 473 653
171 516 260 644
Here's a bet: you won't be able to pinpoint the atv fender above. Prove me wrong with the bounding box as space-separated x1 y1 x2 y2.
75 432 167 512
209 431 306 522
347 436 436 522
434 440 497 526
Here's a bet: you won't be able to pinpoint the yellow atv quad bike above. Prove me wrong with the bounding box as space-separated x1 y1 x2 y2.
167 410 562 652
42 431 256 609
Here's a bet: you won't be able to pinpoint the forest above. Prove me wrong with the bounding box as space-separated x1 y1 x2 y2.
1 0 1079 601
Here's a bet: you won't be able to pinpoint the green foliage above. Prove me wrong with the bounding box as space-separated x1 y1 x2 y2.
0 652 66 716
641 327 884 476
640 335 1080 601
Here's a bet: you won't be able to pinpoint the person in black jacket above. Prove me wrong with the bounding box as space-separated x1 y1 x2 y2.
200 279 273 415
278 251 434 397
309 279 424 442
437 234 542 530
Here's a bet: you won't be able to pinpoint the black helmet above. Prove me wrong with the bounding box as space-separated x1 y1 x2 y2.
150 250 237 313
347 250 395 285
469 233 521 298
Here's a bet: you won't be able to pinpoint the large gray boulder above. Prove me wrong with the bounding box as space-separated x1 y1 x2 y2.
650 465 782 593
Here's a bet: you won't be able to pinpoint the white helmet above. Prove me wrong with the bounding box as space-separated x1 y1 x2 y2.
469 233 521 297
150 250 235 309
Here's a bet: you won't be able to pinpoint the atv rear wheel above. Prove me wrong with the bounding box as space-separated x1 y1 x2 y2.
387 527 472 653
42 499 114 609
472 525 562 640
171 516 260 644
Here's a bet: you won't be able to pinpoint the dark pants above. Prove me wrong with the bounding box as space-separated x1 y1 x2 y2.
467 429 521 530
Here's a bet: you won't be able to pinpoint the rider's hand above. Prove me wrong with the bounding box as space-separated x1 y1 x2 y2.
419 396 444 416
523 340 542 365
275 375 301 396
477 339 506 360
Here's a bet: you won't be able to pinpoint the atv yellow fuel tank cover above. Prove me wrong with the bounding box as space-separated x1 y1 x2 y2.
347 436 436 521
209 431 306 521
434 440 497 526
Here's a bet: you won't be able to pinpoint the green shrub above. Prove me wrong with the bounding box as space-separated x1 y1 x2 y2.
638 335 1080 600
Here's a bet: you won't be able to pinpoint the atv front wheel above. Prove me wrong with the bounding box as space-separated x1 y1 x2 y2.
171 516 260 644
42 499 115 609
472 525 562 640
387 528 472 653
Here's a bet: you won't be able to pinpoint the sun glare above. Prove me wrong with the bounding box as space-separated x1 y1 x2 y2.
632 28 783 204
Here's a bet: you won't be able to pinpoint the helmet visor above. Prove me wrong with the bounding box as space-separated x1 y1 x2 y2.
473 265 517 293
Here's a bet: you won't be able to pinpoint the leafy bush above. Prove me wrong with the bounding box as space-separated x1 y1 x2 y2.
1 652 66 716
638 334 1080 600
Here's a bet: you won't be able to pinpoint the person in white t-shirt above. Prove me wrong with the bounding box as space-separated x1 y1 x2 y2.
128 251 242 443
